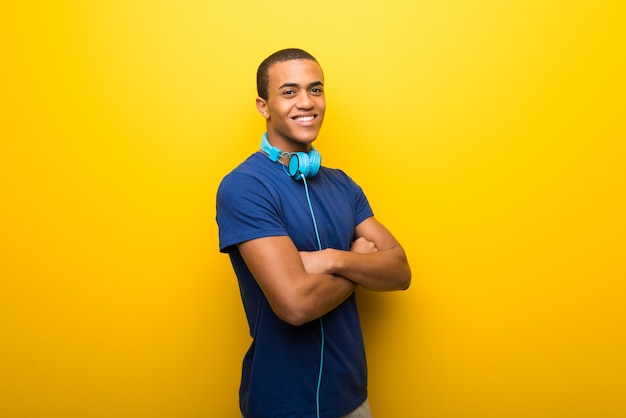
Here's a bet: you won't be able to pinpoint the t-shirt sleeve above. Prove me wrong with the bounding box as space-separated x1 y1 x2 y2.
353 181 373 225
216 171 288 253
339 169 374 226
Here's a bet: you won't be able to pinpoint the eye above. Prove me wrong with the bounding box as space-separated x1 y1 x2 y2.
282 89 296 96
310 87 323 95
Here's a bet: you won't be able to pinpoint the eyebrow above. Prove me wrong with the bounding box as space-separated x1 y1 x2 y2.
278 80 324 90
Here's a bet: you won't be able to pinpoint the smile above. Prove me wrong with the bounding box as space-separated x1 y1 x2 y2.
293 115 315 122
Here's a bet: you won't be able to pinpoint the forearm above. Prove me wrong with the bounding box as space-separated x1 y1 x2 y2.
324 246 411 291
238 236 357 326
291 272 357 324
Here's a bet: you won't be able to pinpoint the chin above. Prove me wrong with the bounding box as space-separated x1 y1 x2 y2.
296 130 321 143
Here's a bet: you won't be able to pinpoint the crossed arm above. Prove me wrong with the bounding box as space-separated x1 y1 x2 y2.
237 216 411 326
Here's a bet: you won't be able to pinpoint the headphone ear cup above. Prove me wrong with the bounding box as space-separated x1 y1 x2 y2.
308 149 321 178
288 149 322 180
288 152 306 180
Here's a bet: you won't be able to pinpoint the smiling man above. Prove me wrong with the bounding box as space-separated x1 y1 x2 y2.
216 48 411 418
256 56 325 150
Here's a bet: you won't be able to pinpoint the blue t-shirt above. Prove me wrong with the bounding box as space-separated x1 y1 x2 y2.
216 151 374 418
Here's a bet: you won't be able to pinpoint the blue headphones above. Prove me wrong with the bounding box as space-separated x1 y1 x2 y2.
260 133 321 180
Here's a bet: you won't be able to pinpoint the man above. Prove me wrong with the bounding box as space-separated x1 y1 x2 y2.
216 48 411 418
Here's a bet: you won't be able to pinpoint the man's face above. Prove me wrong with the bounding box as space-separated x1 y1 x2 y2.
257 59 326 152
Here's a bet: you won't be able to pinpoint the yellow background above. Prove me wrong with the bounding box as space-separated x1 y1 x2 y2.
1 1 625 417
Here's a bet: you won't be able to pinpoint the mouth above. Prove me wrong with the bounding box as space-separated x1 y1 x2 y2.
292 115 317 123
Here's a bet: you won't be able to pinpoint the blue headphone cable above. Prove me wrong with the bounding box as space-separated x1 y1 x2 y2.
302 176 325 418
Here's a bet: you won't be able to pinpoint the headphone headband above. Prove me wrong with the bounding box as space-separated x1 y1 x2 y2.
260 133 283 162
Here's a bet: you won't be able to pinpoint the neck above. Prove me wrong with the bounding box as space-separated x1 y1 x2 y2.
264 130 312 153
260 133 312 163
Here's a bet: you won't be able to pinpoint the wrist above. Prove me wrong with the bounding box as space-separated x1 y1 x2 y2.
323 248 343 276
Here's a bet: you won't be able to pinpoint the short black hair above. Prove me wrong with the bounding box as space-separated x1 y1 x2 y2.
256 48 319 100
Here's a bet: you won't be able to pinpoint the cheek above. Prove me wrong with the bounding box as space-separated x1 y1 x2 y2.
274 103 291 116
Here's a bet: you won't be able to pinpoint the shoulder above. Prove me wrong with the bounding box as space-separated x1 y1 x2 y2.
216 153 289 252
317 166 366 194
318 166 357 184
317 166 373 221
218 153 274 195
220 152 264 182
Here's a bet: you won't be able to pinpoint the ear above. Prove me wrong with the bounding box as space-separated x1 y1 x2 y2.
256 97 270 119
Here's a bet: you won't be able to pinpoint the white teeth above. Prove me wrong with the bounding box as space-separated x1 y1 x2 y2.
295 116 314 122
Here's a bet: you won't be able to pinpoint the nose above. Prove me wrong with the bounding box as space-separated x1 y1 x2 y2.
296 92 314 109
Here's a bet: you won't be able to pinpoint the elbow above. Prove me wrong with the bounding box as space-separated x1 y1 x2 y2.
398 264 412 291
391 248 411 291
400 272 411 290
277 309 315 327
272 301 317 327
282 313 310 327
265 277 323 326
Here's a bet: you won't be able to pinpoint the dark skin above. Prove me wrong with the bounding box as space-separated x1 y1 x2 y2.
241 59 411 326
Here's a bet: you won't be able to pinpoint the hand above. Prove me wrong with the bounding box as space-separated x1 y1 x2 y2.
299 250 329 274
299 238 379 275
350 237 379 254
